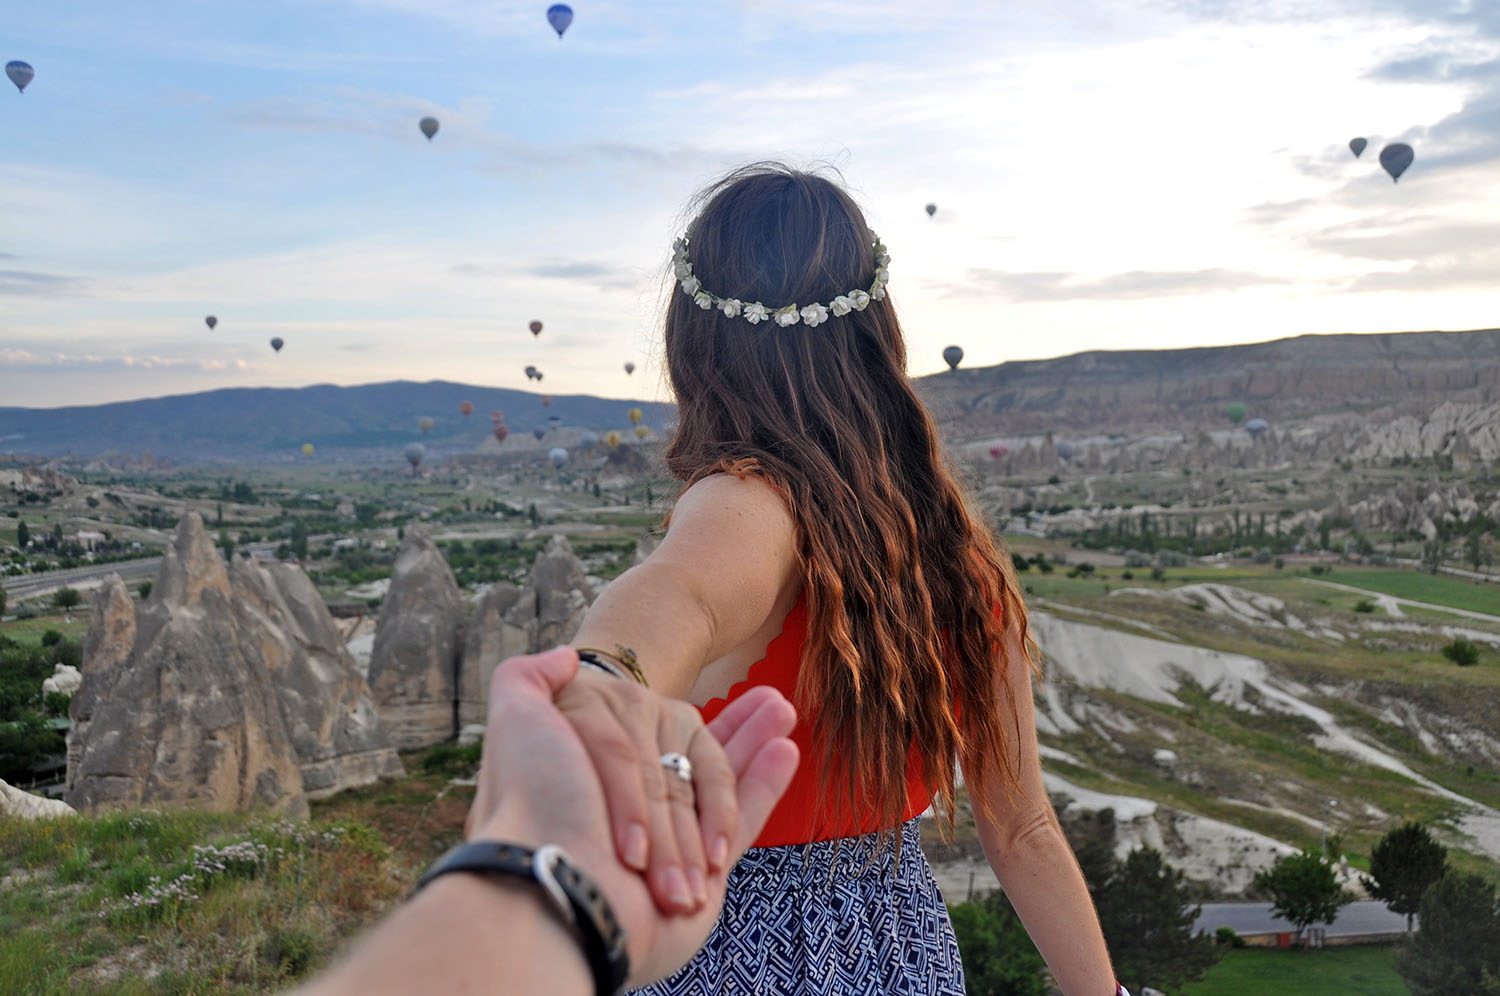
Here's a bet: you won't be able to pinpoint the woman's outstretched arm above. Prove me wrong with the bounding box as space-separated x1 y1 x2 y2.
965 624 1119 996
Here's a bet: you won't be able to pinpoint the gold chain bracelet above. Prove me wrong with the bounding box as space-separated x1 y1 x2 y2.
575 645 650 688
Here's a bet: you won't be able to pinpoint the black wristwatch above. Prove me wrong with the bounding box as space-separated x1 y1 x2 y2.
414 841 630 996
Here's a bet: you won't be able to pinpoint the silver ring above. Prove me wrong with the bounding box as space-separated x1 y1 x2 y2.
659 751 693 784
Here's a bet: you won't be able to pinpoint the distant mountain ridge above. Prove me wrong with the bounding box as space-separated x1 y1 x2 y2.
0 381 674 462
2 328 1496 461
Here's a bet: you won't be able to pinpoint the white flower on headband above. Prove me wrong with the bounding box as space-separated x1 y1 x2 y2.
671 232 889 329
800 303 829 327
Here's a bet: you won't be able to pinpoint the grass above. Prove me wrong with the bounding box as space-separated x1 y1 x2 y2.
0 613 90 646
0 745 475 994
1180 945 1406 996
1321 567 1500 618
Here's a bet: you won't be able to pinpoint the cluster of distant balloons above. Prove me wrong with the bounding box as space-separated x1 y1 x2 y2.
1349 137 1415 183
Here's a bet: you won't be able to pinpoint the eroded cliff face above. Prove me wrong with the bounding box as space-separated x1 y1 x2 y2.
366 525 468 749
66 513 403 815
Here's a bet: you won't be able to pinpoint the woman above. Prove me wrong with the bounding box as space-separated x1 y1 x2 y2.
556 164 1121 995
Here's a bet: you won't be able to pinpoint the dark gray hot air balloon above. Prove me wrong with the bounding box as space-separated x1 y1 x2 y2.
579 431 599 449
1056 441 1075 461
1379 143 1414 183
942 346 963 371
204 315 218 330
624 362 635 375
548 446 568 469
532 427 546 441
925 203 937 218
6 61 34 93
404 442 426 474
270 337 285 353
1245 417 1269 439
1348 137 1367 158
419 116 439 141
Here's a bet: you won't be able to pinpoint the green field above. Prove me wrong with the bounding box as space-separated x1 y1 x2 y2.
1181 945 1406 996
1321 568 1500 618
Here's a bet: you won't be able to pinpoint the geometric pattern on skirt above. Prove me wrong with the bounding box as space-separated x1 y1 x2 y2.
629 818 967 995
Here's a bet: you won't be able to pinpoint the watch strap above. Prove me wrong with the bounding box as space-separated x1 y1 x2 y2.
415 840 629 996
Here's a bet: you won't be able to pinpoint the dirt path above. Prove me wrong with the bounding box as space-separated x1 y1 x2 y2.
1303 578 1499 623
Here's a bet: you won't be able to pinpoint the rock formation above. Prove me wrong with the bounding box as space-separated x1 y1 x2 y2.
458 535 597 726
67 513 309 816
0 779 75 821
367 525 468 748
66 575 135 791
231 559 404 798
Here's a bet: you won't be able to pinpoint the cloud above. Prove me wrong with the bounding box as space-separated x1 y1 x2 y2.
1305 217 1500 261
958 267 1286 302
0 270 86 297
0 348 248 372
521 259 641 290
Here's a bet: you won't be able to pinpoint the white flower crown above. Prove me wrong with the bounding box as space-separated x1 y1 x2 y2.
671 234 890 328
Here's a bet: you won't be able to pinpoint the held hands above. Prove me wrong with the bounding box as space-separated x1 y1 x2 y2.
465 648 797 986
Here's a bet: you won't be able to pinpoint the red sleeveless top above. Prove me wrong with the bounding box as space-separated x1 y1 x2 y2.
696 596 935 848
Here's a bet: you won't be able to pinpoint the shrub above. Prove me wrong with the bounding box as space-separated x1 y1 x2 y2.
1121 570 1134 581
1354 598 1376 614
51 587 82 610
40 630 62 647
1215 925 1244 948
1124 551 1152 568
1150 566 1166 582
1396 871 1500 996
1441 639 1480 667
420 741 483 777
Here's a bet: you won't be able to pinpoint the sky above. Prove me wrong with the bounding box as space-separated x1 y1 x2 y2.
2 0 1498 409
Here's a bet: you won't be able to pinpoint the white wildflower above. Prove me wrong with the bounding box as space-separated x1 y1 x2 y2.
694 291 714 310
673 260 691 280
774 307 801 327
830 295 852 316
719 298 742 317
848 289 871 311
743 302 769 324
681 275 700 296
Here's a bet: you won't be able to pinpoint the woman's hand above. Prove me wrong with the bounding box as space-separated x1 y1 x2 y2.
548 668 750 914
465 647 797 986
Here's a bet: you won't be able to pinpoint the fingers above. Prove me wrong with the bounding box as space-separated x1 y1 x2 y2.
706 684 786 745
685 725 737 872
561 693 654 875
730 737 799 858
662 721 709 907
717 691 797 778
489 646 579 707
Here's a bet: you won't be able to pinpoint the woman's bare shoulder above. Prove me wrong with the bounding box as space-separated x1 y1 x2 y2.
655 472 799 599
672 471 796 533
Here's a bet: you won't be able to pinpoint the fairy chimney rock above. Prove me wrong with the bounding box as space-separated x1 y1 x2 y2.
459 581 530 726
67 575 137 790
66 513 307 816
367 525 467 749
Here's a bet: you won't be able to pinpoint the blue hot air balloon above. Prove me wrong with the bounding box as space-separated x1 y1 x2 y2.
1380 143 1414 183
6 61 35 93
546 4 573 38
1348 137 1367 158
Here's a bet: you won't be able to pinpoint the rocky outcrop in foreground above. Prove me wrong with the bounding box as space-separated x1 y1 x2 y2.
459 535 597 725
367 526 468 749
67 513 402 815
1 779 75 820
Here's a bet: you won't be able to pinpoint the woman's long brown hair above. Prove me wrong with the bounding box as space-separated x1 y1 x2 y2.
664 163 1036 840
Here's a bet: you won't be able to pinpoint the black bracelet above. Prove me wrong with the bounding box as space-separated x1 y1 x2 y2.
414 841 630 996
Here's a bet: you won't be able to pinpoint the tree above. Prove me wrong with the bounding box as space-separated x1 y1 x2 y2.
0 588 6 618
1396 871 1500 996
219 530 234 561
290 518 309 561
1252 850 1350 942
1096 847 1223 994
15 519 28 549
1441 638 1480 667
949 890 1048 996
1465 531 1491 573
1362 822 1447 932
1421 538 1448 574
51 587 82 610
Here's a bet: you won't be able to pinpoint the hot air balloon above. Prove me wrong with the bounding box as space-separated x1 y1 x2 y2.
988 444 1008 460
6 61 34 94
492 422 509 444
541 396 552 408
529 320 543 336
1226 402 1247 424
459 401 474 417
547 416 561 429
1056 441 1075 461
490 409 504 422
546 3 574 37
627 408 643 425
404 442 426 473
204 315 218 331
549 447 569 469
535 372 544 382
942 346 963 371
1245 417 1269 439
604 430 622 449
524 365 538 380
419 116 439 141
532 427 546 441
1380 143 1414 183
633 425 650 441
925 203 937 218
270 337 285 353
301 443 315 456
418 416 435 434
579 431 599 448
1349 137 1367 158
624 362 635 375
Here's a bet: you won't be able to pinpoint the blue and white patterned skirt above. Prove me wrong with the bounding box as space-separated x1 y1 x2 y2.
630 817 966 995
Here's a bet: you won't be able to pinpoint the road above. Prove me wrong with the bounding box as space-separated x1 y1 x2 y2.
1304 577 1500 622
2 557 162 603
1196 900 1410 938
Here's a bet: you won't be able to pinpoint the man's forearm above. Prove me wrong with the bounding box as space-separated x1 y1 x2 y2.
984 817 1116 996
295 874 593 996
